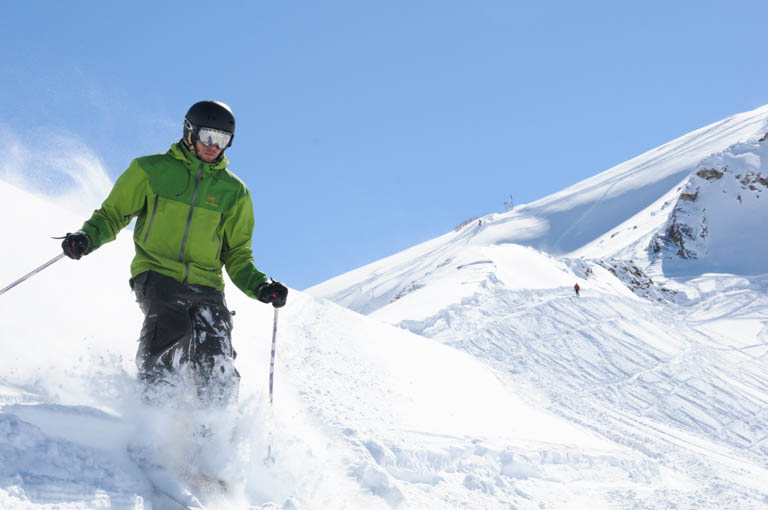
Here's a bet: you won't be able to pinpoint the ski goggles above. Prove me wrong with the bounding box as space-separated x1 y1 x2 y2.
197 127 232 149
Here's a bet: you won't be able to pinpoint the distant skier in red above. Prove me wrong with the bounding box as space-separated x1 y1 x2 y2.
574 283 580 296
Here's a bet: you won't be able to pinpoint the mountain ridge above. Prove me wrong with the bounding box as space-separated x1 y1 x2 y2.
308 103 768 308
304 105 768 508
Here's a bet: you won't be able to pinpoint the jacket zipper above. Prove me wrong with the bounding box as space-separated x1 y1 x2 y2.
216 232 223 260
142 195 160 243
180 162 204 283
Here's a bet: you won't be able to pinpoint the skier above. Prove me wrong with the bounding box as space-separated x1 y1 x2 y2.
574 283 580 296
61 100 288 407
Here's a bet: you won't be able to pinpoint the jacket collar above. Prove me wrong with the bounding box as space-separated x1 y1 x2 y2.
169 141 229 176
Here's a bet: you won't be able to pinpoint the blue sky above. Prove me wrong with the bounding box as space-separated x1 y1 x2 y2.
2 1 767 289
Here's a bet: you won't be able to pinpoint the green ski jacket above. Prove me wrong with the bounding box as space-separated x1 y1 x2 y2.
80 142 268 298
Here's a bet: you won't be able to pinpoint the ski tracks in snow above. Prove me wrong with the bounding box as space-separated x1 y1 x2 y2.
390 273 768 509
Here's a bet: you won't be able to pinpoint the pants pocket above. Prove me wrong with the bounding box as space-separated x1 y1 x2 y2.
130 271 151 303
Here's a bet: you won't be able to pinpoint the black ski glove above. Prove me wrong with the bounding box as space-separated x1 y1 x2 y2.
61 231 92 260
257 280 288 308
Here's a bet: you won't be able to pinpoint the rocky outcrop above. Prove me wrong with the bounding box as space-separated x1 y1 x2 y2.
648 153 766 264
649 202 708 260
695 168 724 181
595 259 679 302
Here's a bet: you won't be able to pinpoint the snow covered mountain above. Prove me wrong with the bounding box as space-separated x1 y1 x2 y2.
307 104 768 508
2 104 768 510
309 104 768 313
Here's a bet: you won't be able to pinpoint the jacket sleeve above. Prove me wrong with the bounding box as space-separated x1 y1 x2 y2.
221 189 268 299
80 160 147 251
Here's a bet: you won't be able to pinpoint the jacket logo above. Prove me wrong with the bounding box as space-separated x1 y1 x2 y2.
204 195 219 208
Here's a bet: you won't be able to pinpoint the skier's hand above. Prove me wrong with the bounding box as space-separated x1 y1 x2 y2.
61 231 92 260
257 280 288 308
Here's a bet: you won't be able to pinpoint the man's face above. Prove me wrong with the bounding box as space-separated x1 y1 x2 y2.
195 140 222 163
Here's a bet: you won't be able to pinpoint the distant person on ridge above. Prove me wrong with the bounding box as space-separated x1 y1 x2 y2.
60 100 288 407
574 283 580 296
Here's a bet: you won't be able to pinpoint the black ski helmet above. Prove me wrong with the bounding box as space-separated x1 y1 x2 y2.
183 100 236 149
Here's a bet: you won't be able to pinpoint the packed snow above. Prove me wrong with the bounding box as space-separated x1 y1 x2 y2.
3 104 768 509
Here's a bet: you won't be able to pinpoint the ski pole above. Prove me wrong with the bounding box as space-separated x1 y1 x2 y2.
266 307 279 463
0 253 66 297
269 307 279 405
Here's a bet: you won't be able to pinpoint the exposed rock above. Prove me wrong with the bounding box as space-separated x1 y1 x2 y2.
737 171 768 190
679 190 699 201
663 220 698 259
595 259 678 302
695 168 724 180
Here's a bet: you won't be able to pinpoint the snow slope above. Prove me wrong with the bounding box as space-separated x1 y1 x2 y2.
307 104 768 509
0 177 733 509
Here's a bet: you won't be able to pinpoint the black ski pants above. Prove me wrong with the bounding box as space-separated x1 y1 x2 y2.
130 270 240 407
